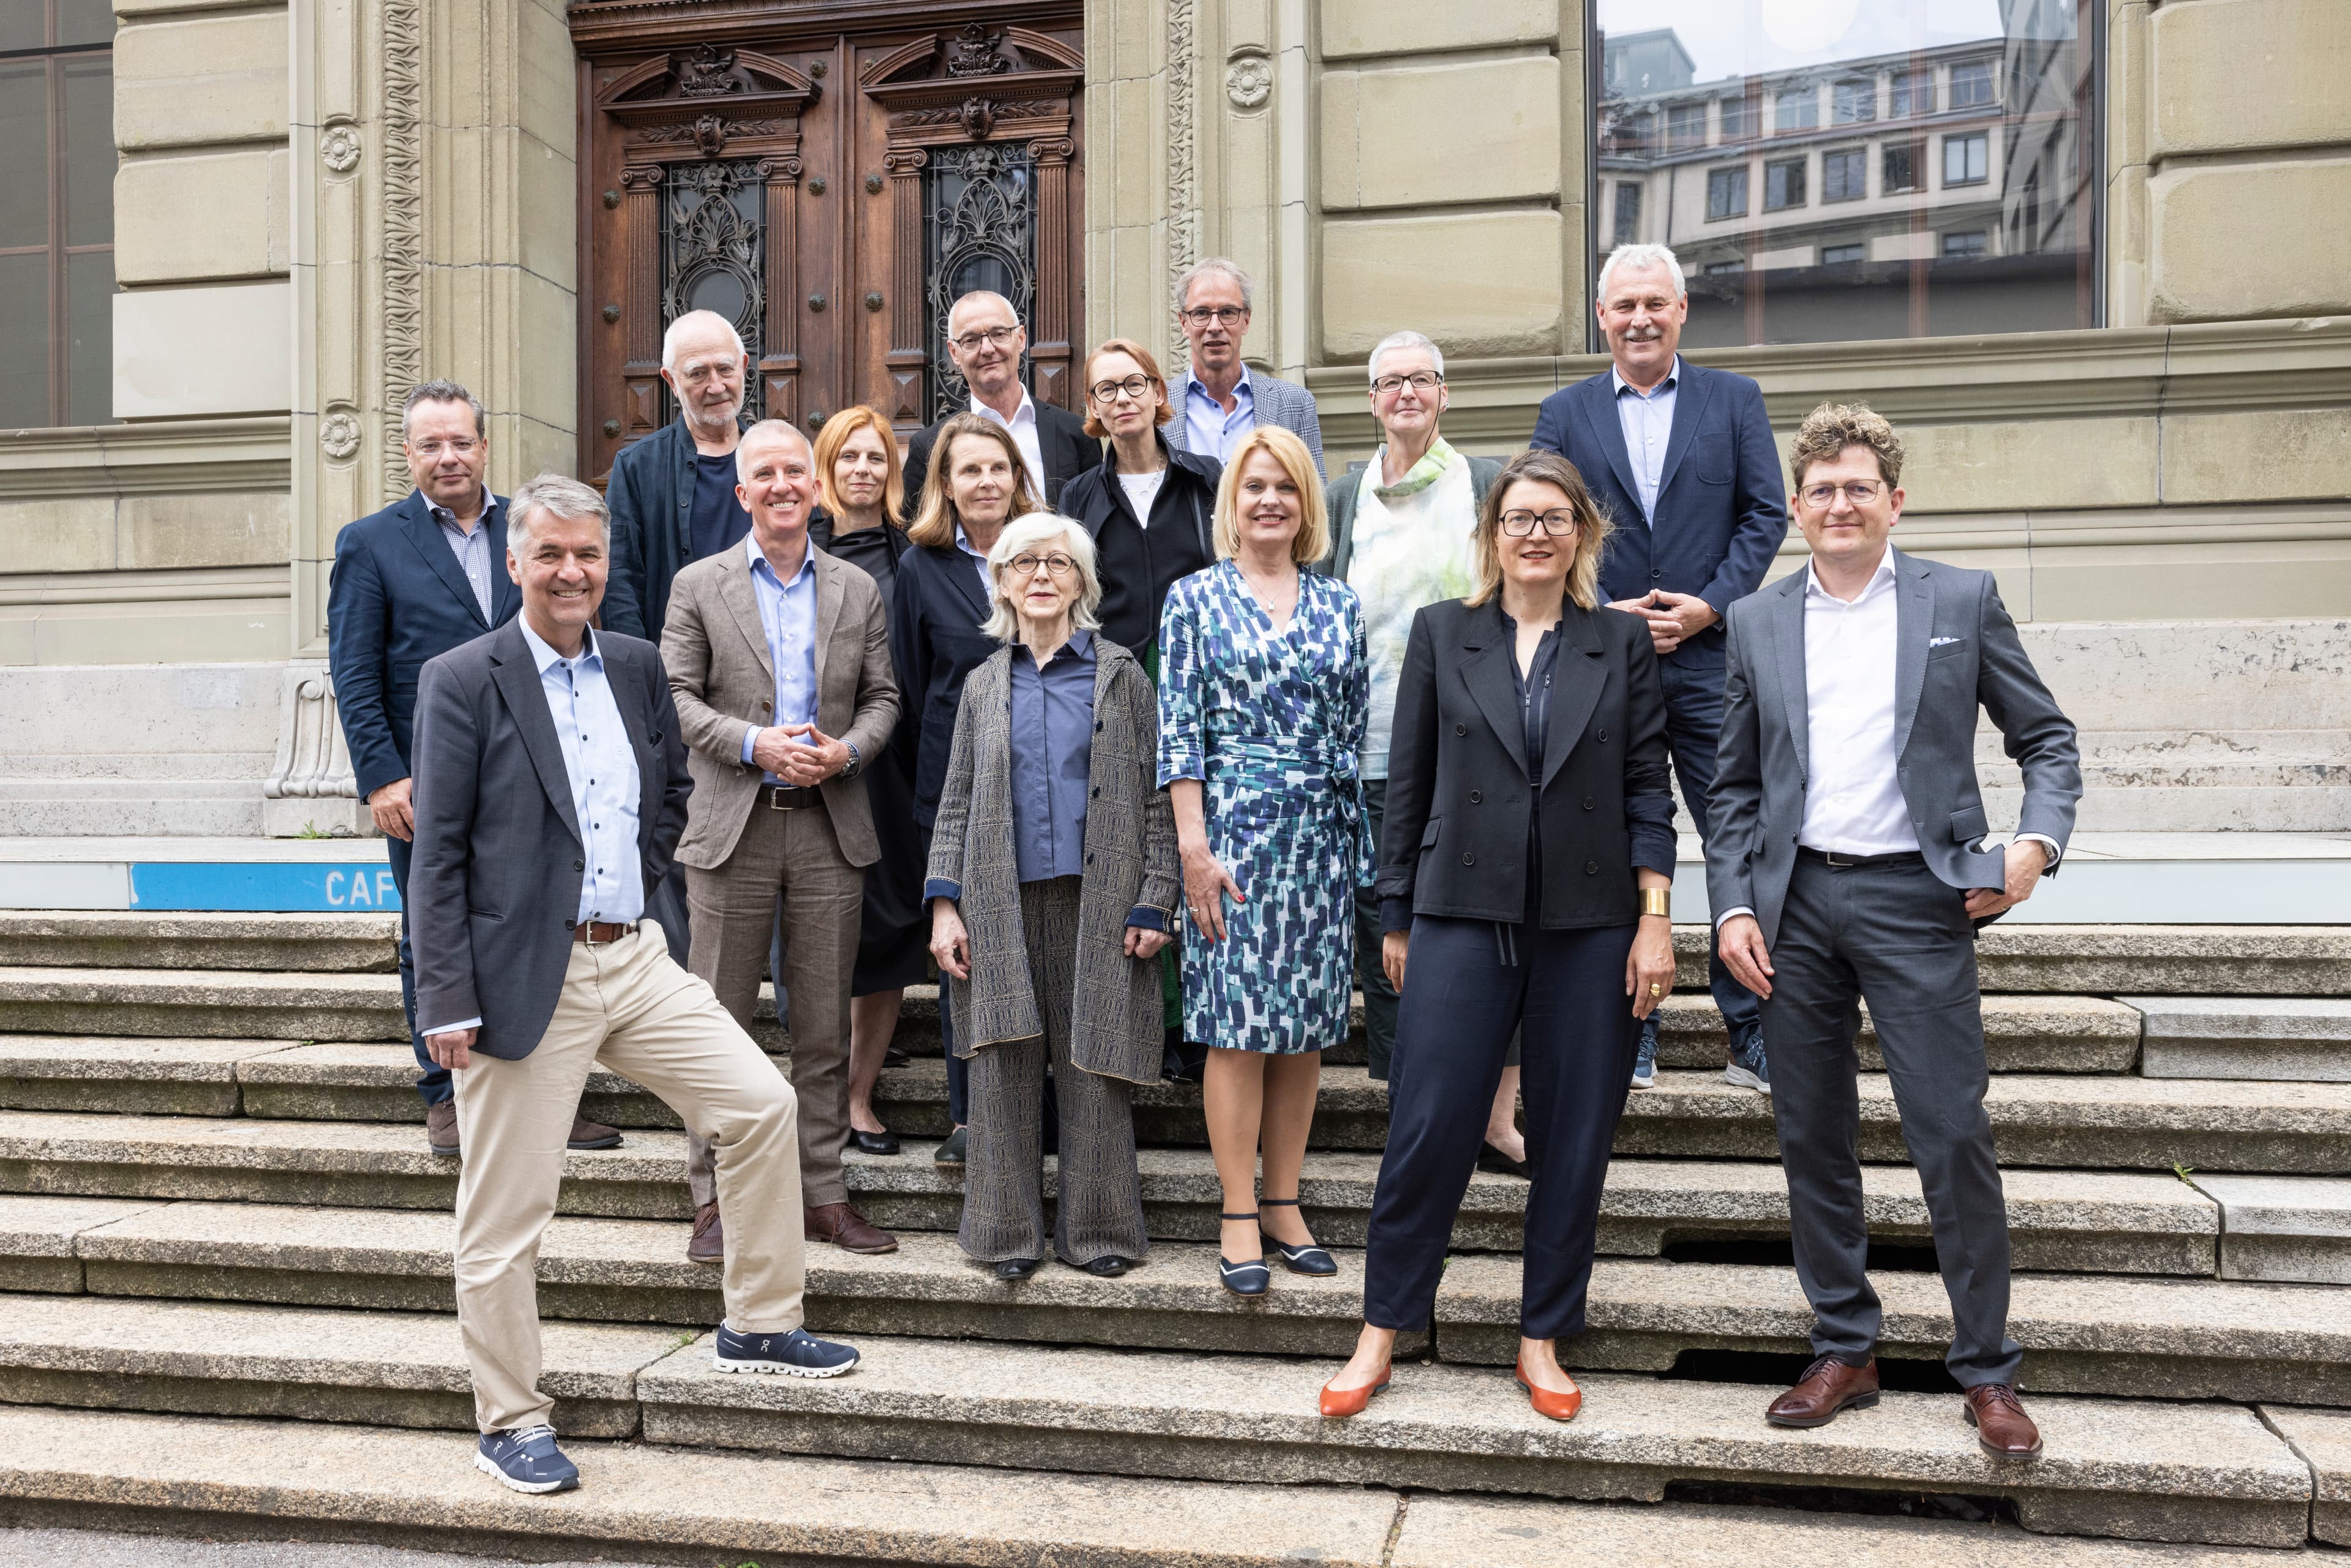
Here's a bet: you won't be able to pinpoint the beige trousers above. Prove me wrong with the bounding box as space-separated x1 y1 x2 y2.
452 920 804 1433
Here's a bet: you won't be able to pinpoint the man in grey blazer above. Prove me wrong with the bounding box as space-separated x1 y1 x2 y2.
1166 258 1325 477
663 419 902 1263
411 474 857 1497
1706 404 2080 1460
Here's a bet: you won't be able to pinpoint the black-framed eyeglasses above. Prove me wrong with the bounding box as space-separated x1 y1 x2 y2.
1180 306 1248 326
1499 509 1579 538
950 324 1021 353
1371 371 1443 396
1008 552 1078 579
1089 375 1155 404
1800 479 1889 508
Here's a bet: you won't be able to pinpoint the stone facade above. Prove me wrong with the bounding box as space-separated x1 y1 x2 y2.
0 0 2342 835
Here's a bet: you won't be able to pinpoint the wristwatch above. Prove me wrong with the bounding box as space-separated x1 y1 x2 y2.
841 741 863 780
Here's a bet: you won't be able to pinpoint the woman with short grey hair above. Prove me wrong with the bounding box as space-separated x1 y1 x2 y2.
924 515 1177 1278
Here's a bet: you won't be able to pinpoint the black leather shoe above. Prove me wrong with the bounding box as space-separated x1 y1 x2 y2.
849 1128 901 1156
996 1257 1042 1280
884 1045 910 1068
1078 1255 1133 1277
1477 1142 1531 1179
933 1125 968 1166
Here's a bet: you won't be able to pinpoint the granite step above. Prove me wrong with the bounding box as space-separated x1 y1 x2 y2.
1434 1255 2351 1405
0 1292 683 1436
2268 1404 2351 1547
638 1334 2314 1547
2191 1174 2351 1285
19 1196 2341 1398
0 1035 307 1116
0 1112 2221 1275
2126 997 2351 1082
0 912 400 973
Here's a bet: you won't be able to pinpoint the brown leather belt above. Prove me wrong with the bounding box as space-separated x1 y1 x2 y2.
570 920 637 945
764 784 823 811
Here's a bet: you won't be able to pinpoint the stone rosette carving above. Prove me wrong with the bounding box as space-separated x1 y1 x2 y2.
321 121 362 174
320 410 363 462
1225 51 1272 112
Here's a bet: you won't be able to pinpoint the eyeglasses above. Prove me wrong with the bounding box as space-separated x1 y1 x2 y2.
1089 375 1155 404
1180 306 1248 327
1499 509 1579 538
409 438 479 459
950 324 1021 353
1800 479 1889 508
1007 552 1078 579
1371 372 1444 396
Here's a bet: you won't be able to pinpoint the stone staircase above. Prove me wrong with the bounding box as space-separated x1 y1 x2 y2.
0 909 2347 1562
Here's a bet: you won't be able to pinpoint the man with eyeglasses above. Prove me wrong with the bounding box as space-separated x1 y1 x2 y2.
1706 402 2078 1458
901 290 1101 515
328 378 621 1158
1529 241 1788 1096
1166 258 1325 476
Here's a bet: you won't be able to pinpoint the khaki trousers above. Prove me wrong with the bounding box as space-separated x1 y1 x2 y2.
452 920 804 1433
686 797 863 1209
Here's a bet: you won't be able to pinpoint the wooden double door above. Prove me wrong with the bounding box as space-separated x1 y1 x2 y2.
569 4 1086 482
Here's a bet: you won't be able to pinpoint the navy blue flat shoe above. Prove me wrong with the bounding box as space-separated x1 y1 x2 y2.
1217 1209 1270 1297
1261 1197 1338 1275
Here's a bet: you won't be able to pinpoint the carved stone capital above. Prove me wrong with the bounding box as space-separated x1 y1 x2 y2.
883 148 929 175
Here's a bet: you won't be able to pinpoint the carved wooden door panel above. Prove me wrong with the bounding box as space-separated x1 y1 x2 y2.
570 7 1084 481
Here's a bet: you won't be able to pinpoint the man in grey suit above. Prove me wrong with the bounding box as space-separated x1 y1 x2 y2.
1166 258 1325 476
1706 403 2080 1460
410 473 857 1497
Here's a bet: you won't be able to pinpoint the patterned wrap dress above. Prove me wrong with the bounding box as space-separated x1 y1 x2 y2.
1157 560 1372 1054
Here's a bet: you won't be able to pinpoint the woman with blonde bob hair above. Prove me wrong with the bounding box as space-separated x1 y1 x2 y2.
1319 445 1674 1423
1157 422 1369 1296
891 411 1046 1160
926 512 1176 1277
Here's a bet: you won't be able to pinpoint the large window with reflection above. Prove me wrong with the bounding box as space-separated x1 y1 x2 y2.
1592 0 2098 349
0 0 114 429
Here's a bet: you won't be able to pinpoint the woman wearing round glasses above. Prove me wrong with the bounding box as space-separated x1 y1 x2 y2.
924 516 1176 1278
1319 447 1677 1421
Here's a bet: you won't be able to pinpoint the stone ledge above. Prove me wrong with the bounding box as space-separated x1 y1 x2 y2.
0 912 398 973
0 1194 171 1294
2126 997 2351 1082
2262 1403 2351 1548
0 1036 301 1116
2193 1174 2351 1285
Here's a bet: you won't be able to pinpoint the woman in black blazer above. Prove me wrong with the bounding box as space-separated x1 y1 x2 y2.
1319 448 1678 1422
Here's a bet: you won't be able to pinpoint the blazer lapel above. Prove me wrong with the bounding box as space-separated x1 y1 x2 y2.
669 422 697 560
1540 610 1610 787
486 498 519 623
1652 364 1715 500
811 548 844 692
938 543 993 626
486 623 585 847
719 548 774 683
1574 378 1644 524
1460 607 1529 775
1771 573 1810 784
1892 549 1934 760
602 638 662 846
397 492 492 629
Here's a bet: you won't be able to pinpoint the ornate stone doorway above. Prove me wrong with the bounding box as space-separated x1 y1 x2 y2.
566 4 1085 482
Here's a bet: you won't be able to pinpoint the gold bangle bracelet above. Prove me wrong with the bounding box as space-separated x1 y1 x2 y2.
1639 888 1671 920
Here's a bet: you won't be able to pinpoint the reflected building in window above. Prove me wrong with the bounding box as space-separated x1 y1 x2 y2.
1594 0 2096 348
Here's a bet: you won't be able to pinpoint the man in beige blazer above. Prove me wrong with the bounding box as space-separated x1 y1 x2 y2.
662 418 902 1260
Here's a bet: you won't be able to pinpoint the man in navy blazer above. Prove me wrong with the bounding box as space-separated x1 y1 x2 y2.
1529 243 1788 1093
326 379 617 1158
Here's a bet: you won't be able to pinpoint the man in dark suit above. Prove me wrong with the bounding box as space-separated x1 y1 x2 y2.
410 473 859 1496
1529 242 1788 1095
1707 403 2080 1459
901 290 1100 515
326 378 616 1157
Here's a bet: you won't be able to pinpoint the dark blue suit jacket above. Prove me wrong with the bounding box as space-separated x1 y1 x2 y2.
602 418 700 642
326 489 519 803
888 540 1002 833
1529 360 1787 666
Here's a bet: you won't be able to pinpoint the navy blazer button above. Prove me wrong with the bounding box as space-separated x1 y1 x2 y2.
565 920 577 930
1469 790 1482 803
1461 852 1475 866
1585 860 1600 875
1584 797 1596 810
1597 729 1608 742
1651 569 1663 579
573 859 585 871
1455 723 1467 735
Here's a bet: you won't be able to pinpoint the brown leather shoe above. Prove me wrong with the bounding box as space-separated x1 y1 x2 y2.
1764 1353 1881 1428
425 1100 460 1157
687 1202 724 1264
805 1201 898 1255
1963 1382 2044 1458
566 1114 622 1150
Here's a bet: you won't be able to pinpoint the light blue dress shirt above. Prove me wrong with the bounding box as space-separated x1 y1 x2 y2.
429 494 499 622
1180 363 1256 463
737 535 821 784
954 523 994 597
519 619 645 928
1612 355 1681 522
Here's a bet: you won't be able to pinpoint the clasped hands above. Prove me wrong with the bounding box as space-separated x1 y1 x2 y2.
930 898 1169 981
1607 589 1717 655
752 722 850 786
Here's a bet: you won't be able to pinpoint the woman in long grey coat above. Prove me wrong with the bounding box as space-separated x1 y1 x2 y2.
926 513 1179 1280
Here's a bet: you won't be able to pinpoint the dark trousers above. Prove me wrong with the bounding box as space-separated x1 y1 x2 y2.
1659 657 1763 1040
1352 781 1403 1081
384 835 448 1107
1363 913 1639 1338
1764 853 2022 1387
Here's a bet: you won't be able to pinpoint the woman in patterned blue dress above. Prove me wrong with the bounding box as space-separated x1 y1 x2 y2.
1158 424 1371 1296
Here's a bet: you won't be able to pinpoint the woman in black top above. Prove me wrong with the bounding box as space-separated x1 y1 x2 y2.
1319 448 1678 1423
807 406 921 1156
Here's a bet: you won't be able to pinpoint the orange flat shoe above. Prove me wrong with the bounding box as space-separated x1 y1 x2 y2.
1515 1357 1583 1422
1319 1364 1391 1418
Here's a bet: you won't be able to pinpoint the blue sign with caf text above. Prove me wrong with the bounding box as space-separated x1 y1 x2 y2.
129 862 402 913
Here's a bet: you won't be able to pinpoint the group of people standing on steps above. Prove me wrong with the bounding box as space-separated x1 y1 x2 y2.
328 242 2080 1496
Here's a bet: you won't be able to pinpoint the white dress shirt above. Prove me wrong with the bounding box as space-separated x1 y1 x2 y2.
973 391 1047 501
1611 356 1680 522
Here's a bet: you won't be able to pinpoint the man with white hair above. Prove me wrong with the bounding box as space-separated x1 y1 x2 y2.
901 290 1101 513
1529 242 1788 1095
1166 258 1325 475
